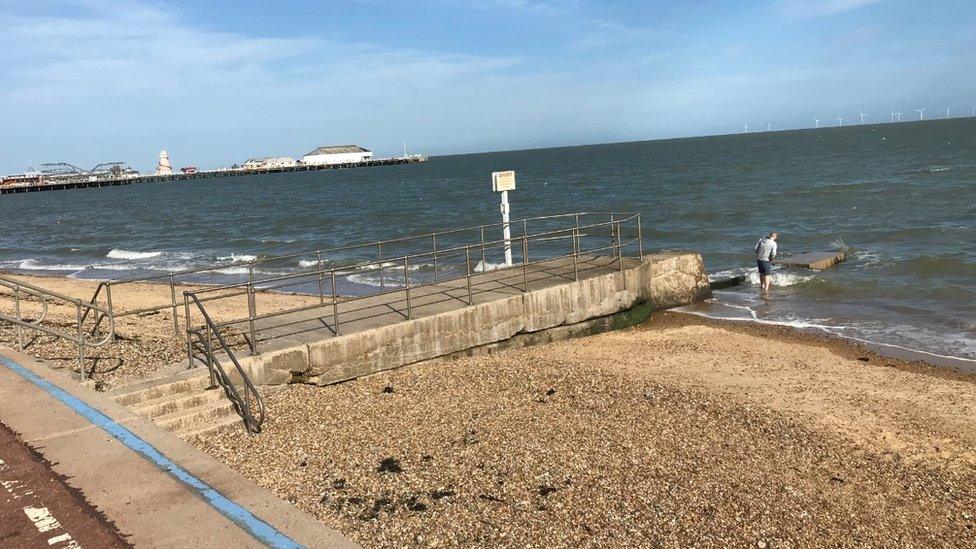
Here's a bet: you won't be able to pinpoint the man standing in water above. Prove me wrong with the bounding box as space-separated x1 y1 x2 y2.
755 232 778 294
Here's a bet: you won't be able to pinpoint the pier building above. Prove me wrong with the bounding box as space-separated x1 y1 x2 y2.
301 144 373 166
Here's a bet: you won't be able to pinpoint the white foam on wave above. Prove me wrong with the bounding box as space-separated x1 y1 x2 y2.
14 259 90 272
346 272 405 288
298 259 319 268
710 267 815 287
217 253 257 263
107 248 162 260
474 260 507 273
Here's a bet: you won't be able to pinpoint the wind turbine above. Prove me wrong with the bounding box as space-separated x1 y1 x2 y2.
971 106 976 117
767 122 772 132
945 106 951 119
744 124 750 133
915 108 925 120
814 118 821 128
836 116 844 126
858 110 866 124
889 109 895 123
895 112 902 121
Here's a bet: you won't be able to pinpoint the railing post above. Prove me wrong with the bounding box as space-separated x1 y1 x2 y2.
480 226 487 271
184 294 193 370
465 246 473 305
75 300 85 380
610 212 619 258
316 251 325 305
247 265 257 354
404 257 412 319
432 234 438 282
331 269 340 336
637 213 643 261
616 221 624 272
105 283 117 343
522 236 529 292
378 242 384 292
572 227 580 281
13 286 23 352
167 277 179 336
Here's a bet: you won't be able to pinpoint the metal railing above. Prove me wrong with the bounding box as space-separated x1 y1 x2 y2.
184 292 264 433
0 275 115 379
176 212 643 357
83 212 643 341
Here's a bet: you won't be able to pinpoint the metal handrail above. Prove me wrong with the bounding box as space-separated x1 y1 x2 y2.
184 291 264 434
0 274 115 379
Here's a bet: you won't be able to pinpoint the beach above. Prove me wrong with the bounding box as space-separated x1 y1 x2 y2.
191 311 976 547
0 272 318 387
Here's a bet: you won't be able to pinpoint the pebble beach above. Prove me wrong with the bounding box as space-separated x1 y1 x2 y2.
193 312 976 547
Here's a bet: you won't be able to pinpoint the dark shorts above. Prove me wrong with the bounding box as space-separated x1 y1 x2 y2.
757 260 773 275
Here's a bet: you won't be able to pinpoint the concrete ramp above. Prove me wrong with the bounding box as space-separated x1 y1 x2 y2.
238 252 712 387
775 250 847 270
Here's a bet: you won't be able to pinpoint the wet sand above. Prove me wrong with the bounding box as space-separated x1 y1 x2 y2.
193 311 976 547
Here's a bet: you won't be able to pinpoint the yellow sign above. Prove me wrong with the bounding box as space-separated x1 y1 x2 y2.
491 170 516 192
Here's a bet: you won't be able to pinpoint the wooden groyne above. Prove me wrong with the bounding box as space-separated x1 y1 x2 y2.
0 156 427 195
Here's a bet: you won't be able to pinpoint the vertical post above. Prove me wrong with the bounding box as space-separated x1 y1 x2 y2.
616 221 624 272
378 242 384 292
521 236 529 292
104 283 117 343
247 265 257 354
331 269 339 336
501 190 513 266
167 277 179 336
465 246 473 305
432 234 438 282
572 227 580 281
609 212 616 259
480 226 487 271
75 301 85 380
637 213 643 261
522 218 529 264
316 251 325 304
13 286 23 352
404 257 412 319
184 294 193 370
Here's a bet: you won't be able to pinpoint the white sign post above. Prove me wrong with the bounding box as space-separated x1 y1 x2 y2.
491 170 516 267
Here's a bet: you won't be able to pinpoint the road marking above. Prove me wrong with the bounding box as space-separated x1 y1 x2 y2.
1 356 303 549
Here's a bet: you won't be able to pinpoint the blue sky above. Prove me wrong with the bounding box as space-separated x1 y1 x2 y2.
1 0 974 173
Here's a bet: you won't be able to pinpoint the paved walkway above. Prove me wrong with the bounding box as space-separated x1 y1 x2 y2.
0 348 357 548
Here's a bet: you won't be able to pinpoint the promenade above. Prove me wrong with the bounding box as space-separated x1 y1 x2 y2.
0 348 356 548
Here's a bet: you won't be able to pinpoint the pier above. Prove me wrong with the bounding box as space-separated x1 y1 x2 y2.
0 156 427 195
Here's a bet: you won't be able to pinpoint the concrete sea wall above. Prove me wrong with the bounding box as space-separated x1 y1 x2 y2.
243 252 711 386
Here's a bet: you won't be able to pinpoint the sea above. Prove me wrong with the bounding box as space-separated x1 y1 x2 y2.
1 118 974 363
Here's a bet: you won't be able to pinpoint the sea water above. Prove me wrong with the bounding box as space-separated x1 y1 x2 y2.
1 118 973 361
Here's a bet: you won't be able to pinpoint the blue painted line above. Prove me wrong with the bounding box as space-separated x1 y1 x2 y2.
0 356 303 549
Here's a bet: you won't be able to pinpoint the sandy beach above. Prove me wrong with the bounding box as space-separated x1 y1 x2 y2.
187 311 976 547
0 272 318 387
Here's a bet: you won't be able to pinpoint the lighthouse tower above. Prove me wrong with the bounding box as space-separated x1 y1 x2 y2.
156 150 173 175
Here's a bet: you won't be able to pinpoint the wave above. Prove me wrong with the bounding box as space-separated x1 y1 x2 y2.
9 259 90 272
217 253 257 263
107 249 162 260
710 266 816 287
474 260 508 273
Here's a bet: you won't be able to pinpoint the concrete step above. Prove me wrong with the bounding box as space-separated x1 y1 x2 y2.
174 414 245 441
131 388 227 420
113 373 214 406
154 399 239 433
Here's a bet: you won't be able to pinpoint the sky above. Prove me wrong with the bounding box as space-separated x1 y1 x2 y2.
1 0 974 173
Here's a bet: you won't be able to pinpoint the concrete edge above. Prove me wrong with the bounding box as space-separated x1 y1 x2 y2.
0 346 358 549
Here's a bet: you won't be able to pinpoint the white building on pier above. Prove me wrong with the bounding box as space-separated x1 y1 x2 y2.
242 156 297 170
301 145 373 166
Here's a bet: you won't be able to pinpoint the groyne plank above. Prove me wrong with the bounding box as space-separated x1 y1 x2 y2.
775 251 847 270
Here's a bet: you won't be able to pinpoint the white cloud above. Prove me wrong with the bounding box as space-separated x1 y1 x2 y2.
777 0 884 20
